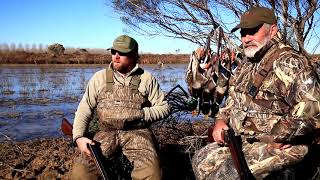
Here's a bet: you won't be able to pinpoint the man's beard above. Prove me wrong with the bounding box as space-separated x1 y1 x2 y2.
244 36 270 58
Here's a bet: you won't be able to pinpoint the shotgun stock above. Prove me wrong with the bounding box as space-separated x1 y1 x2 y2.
61 118 73 137
223 128 255 180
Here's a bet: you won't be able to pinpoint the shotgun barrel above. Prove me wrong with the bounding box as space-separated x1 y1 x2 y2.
224 128 255 180
88 143 109 180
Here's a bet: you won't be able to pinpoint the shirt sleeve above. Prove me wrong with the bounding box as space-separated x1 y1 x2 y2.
72 72 100 140
271 60 320 143
142 75 170 122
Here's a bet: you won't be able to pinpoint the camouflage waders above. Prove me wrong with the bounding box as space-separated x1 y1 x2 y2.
71 69 161 180
192 142 308 180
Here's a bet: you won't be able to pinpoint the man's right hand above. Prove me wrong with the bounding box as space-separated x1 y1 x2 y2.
76 137 94 156
212 119 229 144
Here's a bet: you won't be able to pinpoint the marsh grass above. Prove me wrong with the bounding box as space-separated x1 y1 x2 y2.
2 90 15 95
0 51 189 64
0 76 14 95
0 64 188 142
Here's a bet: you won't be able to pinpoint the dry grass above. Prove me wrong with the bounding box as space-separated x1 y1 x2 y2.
0 51 189 64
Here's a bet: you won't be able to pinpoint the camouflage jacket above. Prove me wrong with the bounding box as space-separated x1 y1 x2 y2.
216 33 320 143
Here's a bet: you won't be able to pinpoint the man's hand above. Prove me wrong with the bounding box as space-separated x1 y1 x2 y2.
212 119 229 144
76 137 94 156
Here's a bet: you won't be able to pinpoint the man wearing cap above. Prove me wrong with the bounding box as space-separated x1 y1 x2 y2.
192 6 320 179
70 35 170 180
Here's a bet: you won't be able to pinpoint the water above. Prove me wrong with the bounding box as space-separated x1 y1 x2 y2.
0 64 188 142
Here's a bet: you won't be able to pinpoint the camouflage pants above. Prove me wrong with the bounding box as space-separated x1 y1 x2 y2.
71 129 161 180
192 142 308 180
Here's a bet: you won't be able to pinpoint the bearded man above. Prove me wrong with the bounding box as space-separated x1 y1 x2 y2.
70 35 170 180
192 6 320 180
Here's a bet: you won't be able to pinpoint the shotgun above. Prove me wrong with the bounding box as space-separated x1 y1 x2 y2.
60 118 109 180
223 128 255 180
61 118 73 137
88 143 109 180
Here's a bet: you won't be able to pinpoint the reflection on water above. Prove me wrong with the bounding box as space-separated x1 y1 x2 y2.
0 64 187 142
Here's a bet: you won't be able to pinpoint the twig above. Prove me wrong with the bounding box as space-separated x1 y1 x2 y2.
0 161 31 173
311 167 320 180
178 135 208 153
0 132 23 154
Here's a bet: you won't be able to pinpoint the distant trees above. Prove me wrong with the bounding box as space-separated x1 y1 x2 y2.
0 43 9 52
79 48 88 54
0 42 111 55
48 43 65 56
0 43 48 53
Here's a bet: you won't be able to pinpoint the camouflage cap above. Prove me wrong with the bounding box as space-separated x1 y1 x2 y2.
231 7 277 33
108 35 138 53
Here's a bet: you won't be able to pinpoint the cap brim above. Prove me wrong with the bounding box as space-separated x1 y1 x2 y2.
106 47 132 53
231 24 241 33
231 21 266 33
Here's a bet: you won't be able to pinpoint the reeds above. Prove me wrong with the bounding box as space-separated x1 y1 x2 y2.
0 51 189 64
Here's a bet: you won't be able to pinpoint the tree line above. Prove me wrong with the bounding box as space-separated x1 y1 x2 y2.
0 43 190 64
0 43 108 55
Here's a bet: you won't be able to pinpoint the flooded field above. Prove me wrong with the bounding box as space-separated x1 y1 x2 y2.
0 64 188 142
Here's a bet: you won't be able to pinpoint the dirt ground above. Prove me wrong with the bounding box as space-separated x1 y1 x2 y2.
0 138 75 179
0 121 208 180
1 121 319 180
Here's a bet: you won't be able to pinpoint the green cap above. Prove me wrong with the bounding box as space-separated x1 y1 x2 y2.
231 7 277 33
108 35 138 53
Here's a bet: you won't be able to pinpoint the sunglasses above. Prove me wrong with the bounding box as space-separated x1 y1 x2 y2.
240 24 263 37
111 49 131 56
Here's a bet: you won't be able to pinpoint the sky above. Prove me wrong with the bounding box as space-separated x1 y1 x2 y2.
0 0 198 54
1 0 319 54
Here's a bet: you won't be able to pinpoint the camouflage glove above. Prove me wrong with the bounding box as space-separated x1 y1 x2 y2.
123 110 150 130
100 110 144 130
125 110 144 123
271 118 315 143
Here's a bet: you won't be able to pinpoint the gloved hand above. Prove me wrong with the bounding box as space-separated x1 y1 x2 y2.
123 110 148 130
126 110 144 122
99 109 144 130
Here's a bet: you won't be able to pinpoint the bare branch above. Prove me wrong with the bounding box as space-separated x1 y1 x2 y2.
110 0 320 54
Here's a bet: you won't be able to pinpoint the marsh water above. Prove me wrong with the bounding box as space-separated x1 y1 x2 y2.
0 64 188 142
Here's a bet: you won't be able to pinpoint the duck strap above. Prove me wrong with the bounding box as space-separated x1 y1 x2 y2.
246 47 291 99
105 69 113 92
105 68 142 93
130 68 144 94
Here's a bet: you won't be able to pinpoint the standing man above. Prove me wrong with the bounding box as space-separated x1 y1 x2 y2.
71 35 170 180
192 7 320 179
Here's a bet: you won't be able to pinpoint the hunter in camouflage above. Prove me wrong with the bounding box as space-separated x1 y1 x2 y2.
192 7 320 180
71 35 170 180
